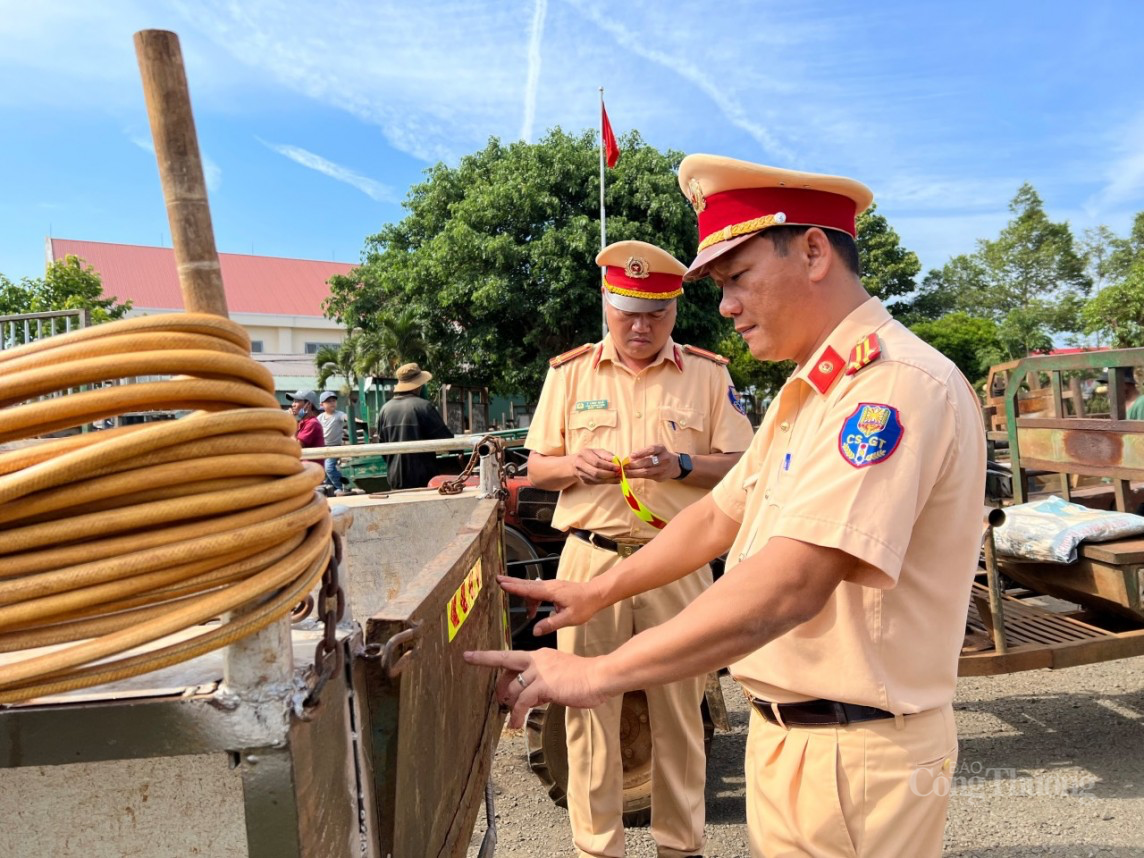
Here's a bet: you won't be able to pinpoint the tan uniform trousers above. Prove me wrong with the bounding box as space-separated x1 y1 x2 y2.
744 703 957 857
556 535 711 858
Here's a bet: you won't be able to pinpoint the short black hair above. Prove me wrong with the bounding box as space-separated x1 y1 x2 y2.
764 225 861 277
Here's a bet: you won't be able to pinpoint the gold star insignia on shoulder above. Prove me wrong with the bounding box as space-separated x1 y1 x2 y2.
682 344 729 365
845 334 881 376
549 342 594 368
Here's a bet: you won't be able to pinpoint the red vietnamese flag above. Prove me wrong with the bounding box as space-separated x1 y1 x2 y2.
601 102 620 168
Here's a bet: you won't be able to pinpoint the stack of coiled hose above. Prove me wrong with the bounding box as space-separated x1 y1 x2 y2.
0 313 331 703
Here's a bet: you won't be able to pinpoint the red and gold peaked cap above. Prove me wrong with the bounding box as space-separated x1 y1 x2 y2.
677 155 873 281
595 240 686 312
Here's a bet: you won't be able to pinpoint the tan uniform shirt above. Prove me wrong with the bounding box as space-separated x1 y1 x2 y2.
527 335 754 538
711 298 986 713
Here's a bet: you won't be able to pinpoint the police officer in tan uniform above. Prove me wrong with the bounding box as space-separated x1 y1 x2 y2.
471 158 986 857
524 239 753 858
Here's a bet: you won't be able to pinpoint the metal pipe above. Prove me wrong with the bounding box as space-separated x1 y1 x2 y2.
983 507 1008 655
299 434 507 459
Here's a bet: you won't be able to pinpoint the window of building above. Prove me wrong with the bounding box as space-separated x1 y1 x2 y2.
250 340 264 353
304 342 340 354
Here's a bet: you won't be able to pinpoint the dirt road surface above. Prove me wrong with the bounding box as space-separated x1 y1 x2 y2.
469 656 1144 857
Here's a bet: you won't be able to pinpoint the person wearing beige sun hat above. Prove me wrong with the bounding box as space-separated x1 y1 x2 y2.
468 158 986 858
514 238 753 858
376 362 453 489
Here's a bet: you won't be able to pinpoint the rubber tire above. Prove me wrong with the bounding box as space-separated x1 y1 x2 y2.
526 691 715 828
502 525 546 642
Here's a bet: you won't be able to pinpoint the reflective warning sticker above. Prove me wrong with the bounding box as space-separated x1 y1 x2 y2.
447 558 483 642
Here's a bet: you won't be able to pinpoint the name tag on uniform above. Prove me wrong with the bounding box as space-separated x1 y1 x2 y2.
575 399 609 411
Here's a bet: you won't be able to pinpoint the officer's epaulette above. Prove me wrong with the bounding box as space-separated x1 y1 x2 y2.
682 344 730 365
549 342 594 368
844 333 881 376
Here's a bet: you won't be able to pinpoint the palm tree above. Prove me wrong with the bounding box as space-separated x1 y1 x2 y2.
314 333 363 442
356 308 429 378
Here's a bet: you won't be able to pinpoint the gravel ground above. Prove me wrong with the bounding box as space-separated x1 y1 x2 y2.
468 656 1144 857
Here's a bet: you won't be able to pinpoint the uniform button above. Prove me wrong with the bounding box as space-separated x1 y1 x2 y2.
634 411 642 418
587 420 596 429
764 489 772 500
780 421 790 432
679 419 687 427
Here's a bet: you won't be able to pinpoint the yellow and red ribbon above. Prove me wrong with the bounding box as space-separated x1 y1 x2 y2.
614 456 671 530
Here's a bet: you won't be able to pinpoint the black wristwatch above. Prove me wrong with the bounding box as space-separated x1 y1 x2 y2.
673 452 693 481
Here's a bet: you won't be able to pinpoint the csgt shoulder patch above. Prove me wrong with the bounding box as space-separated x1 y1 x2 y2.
838 402 903 468
728 385 747 416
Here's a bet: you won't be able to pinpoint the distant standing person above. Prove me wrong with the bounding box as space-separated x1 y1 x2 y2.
376 363 454 489
318 390 348 495
290 389 324 448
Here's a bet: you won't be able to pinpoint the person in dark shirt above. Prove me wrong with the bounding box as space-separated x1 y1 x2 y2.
376 363 454 489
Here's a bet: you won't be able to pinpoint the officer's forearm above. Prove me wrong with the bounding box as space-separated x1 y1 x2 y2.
589 495 738 608
678 451 743 489
526 451 578 490
591 538 851 694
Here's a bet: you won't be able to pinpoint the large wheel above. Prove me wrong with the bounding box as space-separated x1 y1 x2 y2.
502 525 546 642
525 690 717 828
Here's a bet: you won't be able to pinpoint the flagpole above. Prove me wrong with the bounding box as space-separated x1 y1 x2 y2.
599 86 607 337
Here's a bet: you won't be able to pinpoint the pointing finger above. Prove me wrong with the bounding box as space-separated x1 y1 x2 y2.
465 649 532 672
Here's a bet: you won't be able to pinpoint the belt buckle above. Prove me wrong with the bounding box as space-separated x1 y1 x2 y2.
617 543 639 558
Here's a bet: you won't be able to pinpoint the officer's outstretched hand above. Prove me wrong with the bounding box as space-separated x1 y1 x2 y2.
624 444 678 481
572 448 621 484
496 575 602 635
464 647 608 728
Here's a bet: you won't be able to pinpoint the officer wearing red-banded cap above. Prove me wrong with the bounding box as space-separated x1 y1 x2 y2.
468 156 985 858
522 238 753 858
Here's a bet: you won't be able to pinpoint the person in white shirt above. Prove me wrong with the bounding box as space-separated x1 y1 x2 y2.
318 390 348 495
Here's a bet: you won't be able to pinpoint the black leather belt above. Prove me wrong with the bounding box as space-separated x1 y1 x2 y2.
571 529 647 557
751 697 894 727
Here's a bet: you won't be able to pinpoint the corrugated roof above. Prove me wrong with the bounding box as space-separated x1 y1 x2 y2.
48 238 357 317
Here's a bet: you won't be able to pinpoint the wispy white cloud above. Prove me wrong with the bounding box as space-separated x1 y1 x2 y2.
520 0 548 142
128 132 222 193
565 0 795 161
259 139 395 202
1085 111 1144 214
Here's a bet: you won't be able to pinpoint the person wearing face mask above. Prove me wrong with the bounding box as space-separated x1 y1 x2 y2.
519 239 753 858
290 389 324 448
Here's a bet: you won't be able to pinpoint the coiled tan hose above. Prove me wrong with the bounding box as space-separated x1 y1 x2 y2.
0 313 332 703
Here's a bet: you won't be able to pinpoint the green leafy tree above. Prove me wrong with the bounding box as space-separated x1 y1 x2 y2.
1082 262 1144 347
972 184 1090 354
1081 224 1124 293
0 256 131 332
909 312 1002 384
326 129 724 397
856 203 920 313
1107 211 1144 280
901 185 1088 358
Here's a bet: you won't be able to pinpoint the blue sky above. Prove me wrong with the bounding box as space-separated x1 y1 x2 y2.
1 1 1142 287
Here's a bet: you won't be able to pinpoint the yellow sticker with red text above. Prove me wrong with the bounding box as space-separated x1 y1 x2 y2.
447 558 483 642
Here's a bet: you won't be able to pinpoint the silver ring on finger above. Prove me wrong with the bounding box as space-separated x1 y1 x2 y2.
516 673 528 689
651 455 660 466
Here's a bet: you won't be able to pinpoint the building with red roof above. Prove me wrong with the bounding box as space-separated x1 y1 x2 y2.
47 238 354 361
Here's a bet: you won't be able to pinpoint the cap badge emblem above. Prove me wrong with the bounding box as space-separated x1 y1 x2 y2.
818 360 834 374
687 177 706 213
774 211 787 224
624 256 650 279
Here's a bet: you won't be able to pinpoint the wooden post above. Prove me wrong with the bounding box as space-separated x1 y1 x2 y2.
134 29 290 693
134 30 228 317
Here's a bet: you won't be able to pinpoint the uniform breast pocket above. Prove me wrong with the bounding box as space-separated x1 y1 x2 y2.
569 409 618 444
659 406 705 453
